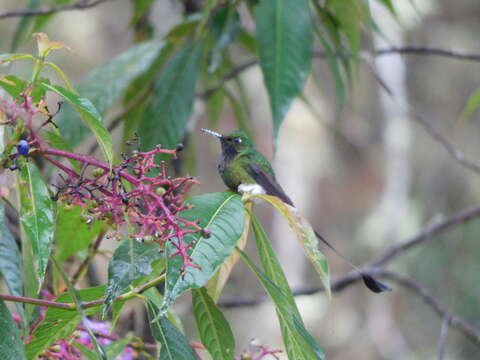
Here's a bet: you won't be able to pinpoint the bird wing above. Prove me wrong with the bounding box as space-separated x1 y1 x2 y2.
247 162 294 206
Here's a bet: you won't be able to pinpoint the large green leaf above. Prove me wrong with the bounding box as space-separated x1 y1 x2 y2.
251 213 314 358
25 286 105 360
254 0 313 143
147 302 196 360
42 83 114 166
56 40 164 147
138 41 203 152
0 298 26 360
162 192 244 312
54 203 104 263
102 238 161 317
18 162 55 288
245 194 330 297
0 203 23 299
192 288 235 360
238 248 325 360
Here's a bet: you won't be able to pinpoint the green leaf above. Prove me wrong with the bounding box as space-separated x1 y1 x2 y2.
42 83 114 166
237 248 325 360
72 342 98 360
207 202 252 302
0 298 26 360
138 41 203 152
192 288 235 360
55 204 103 263
131 0 156 24
162 192 244 313
56 40 164 148
147 302 196 360
25 286 105 360
0 54 35 64
0 75 27 98
254 0 313 143
250 212 316 358
245 194 330 297
18 162 55 288
208 8 241 73
460 88 480 121
105 337 133 360
144 288 186 334
102 238 161 317
0 202 23 298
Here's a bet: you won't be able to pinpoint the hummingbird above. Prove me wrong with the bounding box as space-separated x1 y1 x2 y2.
201 128 391 293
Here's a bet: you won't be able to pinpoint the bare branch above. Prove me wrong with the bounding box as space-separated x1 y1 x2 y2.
372 205 480 267
374 46 480 62
0 0 114 19
219 269 480 348
199 46 480 99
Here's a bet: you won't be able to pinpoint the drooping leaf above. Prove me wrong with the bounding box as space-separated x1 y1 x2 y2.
147 302 196 360
105 337 134 360
25 286 105 360
102 238 161 317
0 298 26 360
0 202 23 299
245 194 330 297
42 83 113 166
250 213 317 358
254 0 313 144
55 204 104 263
138 41 203 152
56 40 164 148
18 162 55 288
238 248 325 360
162 192 244 313
192 288 235 360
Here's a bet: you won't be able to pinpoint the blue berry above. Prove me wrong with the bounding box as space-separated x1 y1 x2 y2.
17 140 29 156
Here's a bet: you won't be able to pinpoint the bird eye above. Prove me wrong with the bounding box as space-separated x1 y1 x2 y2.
234 138 242 144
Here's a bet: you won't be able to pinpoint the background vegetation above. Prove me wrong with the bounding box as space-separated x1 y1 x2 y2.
0 0 480 359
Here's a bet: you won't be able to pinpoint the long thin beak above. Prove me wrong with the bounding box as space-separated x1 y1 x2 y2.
200 128 223 139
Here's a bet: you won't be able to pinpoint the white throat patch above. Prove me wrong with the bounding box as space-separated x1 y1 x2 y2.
238 183 266 195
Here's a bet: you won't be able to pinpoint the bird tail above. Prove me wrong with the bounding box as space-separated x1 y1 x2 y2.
313 230 392 293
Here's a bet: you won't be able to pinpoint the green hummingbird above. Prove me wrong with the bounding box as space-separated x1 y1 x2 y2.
201 128 391 293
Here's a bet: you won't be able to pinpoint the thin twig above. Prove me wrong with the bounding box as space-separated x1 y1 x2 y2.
0 273 165 310
408 109 480 174
198 46 480 99
372 205 480 267
0 0 114 19
219 269 480 348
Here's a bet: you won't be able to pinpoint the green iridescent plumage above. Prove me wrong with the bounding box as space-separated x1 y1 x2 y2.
201 129 293 205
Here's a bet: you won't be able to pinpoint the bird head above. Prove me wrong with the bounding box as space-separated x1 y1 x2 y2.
201 128 252 154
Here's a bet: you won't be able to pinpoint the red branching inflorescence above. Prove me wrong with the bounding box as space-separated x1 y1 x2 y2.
47 143 204 273
1 91 204 273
